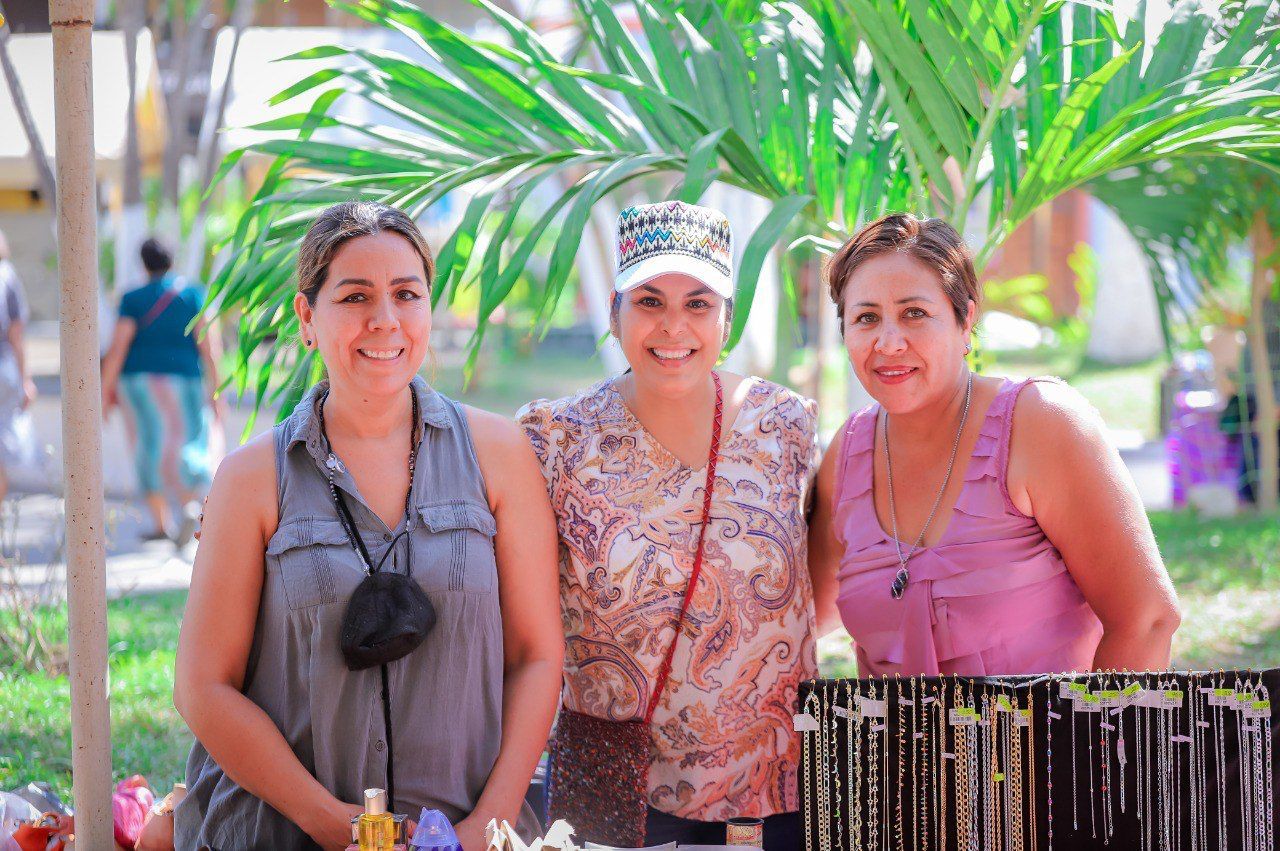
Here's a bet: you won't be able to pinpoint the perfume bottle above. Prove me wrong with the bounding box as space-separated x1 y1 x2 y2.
357 788 398 851
409 808 462 851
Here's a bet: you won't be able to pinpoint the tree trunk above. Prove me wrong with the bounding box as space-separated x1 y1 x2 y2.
49 0 112 846
161 0 211 208
0 1 57 213
181 0 252 280
116 0 146 291
1248 209 1278 511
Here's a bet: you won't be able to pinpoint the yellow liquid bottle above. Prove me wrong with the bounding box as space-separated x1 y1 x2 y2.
357 788 398 851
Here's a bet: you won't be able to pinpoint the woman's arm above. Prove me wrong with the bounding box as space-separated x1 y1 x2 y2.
1009 381 1181 671
173 436 361 849
6 319 35 408
100 317 136 414
465 408 564 849
193 315 221 396
808 428 847 639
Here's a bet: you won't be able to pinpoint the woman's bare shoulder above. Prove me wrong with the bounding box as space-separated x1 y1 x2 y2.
204 430 279 540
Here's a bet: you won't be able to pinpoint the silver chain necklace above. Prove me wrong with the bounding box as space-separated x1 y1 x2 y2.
883 370 974 599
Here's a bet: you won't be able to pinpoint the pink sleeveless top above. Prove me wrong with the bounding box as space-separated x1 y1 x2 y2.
833 377 1103 676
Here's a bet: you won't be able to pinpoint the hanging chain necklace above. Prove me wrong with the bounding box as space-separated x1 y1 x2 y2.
883 371 974 599
803 690 818 851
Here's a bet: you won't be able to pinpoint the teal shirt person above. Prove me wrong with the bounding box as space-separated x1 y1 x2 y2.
118 274 204 378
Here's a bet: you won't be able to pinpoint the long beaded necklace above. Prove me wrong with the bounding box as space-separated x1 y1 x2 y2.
1158 676 1174 851
969 687 981 851
1191 674 1207 851
1087 675 1097 841
1071 678 1081 835
1173 680 1185 851
1246 676 1263 851
1258 682 1274 851
1240 676 1256 851
896 675 906 851
1100 674 1115 844
883 371 972 599
803 690 818 851
1004 687 1015 851
1013 687 1024 851
986 692 1001 851
830 681 845 851
849 680 864 851
938 680 948 851
955 683 976 851
1214 673 1229 851
914 677 928 851
819 683 833 851
869 679 882 851
1028 689 1039 851
1046 684 1056 851
1141 675 1152 849
884 677 892 851
1117 679 1129 819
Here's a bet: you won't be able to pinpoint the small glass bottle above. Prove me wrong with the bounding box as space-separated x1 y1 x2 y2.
357 788 398 851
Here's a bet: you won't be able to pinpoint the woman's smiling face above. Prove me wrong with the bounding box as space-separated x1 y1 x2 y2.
294 230 432 398
613 273 727 397
840 251 975 415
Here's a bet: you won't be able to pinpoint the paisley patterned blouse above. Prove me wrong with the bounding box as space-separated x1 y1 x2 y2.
517 376 819 821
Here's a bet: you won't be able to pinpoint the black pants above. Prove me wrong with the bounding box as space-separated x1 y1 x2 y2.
644 806 802 850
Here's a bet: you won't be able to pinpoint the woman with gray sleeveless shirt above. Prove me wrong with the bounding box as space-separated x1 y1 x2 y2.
173 202 563 850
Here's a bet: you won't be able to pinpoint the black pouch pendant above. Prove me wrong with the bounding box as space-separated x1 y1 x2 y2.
339 571 436 671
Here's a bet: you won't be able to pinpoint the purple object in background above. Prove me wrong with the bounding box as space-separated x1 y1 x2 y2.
410 809 462 851
1166 389 1240 508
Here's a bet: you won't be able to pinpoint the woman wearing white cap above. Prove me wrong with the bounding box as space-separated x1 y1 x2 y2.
518 201 821 848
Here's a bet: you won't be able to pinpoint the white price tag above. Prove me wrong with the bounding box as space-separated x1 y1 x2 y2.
1207 688 1235 707
793 713 820 732
833 705 858 720
856 696 888 719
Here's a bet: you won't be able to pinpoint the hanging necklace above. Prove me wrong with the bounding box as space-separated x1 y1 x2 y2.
803 690 818 851
883 370 974 598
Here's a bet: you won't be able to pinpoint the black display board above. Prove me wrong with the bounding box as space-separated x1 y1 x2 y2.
797 671 1279 850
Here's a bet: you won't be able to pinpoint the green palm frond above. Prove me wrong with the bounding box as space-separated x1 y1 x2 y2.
210 0 1280 419
208 0 918 418
823 0 1280 265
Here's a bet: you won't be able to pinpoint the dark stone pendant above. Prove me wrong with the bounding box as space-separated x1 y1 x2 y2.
890 567 910 599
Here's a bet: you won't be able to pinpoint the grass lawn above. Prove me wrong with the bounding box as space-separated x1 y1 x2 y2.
0 591 190 801
3 508 1277 801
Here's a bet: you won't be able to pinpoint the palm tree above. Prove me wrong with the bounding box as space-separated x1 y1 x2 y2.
205 0 1280 420
1095 157 1280 510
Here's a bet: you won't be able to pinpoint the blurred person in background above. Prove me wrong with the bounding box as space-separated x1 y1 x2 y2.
101 237 222 545
0 229 38 503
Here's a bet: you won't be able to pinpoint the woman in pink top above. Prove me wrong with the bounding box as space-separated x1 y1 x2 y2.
808 214 1181 676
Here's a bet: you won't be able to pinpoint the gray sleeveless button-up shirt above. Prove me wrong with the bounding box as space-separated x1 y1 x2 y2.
176 378 504 850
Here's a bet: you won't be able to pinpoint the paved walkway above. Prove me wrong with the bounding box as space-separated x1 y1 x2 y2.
8 325 1172 600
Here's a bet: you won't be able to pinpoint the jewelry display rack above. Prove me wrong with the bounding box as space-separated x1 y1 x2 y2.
797 671 1278 851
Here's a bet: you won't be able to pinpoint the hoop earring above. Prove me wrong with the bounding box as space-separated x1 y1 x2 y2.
964 342 972 355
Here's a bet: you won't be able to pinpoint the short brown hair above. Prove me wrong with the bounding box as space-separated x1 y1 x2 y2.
296 201 435 306
825 213 979 328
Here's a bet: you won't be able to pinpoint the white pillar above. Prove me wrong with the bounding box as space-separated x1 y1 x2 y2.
49 1 112 847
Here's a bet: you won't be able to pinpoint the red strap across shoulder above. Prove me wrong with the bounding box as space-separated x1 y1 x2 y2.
643 371 723 725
